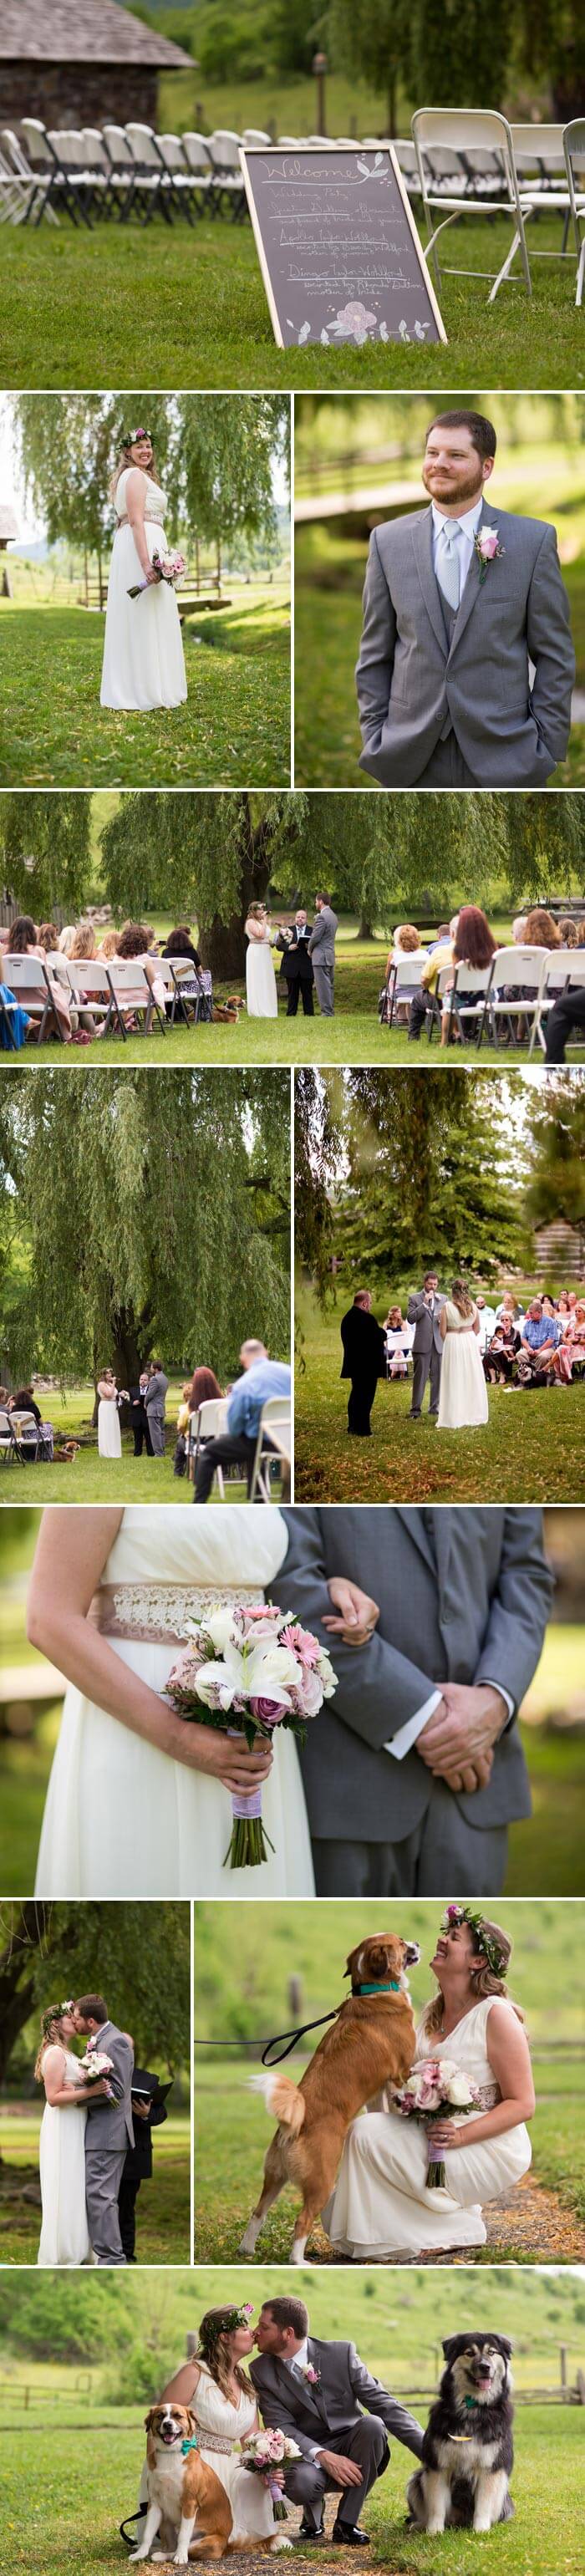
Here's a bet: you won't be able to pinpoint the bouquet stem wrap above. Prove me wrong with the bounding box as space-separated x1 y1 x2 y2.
225 1730 275 1869
163 1604 337 1873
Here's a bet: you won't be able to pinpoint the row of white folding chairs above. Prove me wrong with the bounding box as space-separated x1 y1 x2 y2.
410 109 585 303
0 952 204 1043
3 121 258 225
188 1392 291 1501
433 949 585 1051
0 1407 46 1464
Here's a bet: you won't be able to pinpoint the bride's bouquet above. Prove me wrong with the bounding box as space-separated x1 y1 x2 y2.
241 2428 301 2519
128 549 186 599
391 2059 481 2188
79 2045 114 2099
164 1603 337 1869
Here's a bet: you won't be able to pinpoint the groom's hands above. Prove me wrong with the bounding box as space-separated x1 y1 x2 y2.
323 1579 380 1647
416 1685 509 1793
314 2452 364 2490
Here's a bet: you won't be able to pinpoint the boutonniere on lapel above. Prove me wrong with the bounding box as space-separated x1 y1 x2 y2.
299 2362 320 2387
473 527 505 585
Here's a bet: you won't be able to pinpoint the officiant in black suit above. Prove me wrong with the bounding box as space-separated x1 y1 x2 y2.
128 1373 153 1459
276 911 315 1016
340 1291 386 1438
118 2064 168 2263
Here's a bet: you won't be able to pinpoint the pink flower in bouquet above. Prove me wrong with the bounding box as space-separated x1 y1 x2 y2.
250 1697 285 1727
292 1666 326 1720
281 1622 322 1667
167 1646 206 1698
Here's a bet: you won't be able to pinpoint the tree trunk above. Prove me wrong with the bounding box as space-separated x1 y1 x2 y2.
359 908 374 939
110 1307 148 1391
0 1902 48 2087
198 801 274 980
387 69 396 138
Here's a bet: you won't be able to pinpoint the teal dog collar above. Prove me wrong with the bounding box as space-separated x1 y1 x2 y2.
181 2436 199 2456
356 1979 400 1994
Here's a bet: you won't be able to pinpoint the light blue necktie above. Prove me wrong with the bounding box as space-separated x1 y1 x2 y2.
435 520 463 610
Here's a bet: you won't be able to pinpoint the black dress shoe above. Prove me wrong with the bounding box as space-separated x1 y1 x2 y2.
332 2526 370 2547
297 2523 325 2542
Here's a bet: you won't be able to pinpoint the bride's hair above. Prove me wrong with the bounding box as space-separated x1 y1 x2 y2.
33 2006 68 2081
450 1277 475 1317
109 440 160 506
246 904 267 923
422 1917 526 2035
196 2308 253 2399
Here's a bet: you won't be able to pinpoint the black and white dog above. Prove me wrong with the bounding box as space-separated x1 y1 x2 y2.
407 2334 515 2534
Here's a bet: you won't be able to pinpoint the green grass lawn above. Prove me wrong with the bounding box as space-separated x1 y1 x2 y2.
0 212 584 390
0 2112 191 2267
0 593 290 787
1 2395 581 2575
293 1302 584 1504
0 1380 288 1503
294 525 585 787
193 2047 585 2266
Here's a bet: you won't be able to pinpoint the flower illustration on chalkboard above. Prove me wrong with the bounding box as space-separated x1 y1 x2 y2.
330 299 378 344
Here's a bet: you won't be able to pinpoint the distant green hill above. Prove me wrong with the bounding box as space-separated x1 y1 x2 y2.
195 1898 582 2046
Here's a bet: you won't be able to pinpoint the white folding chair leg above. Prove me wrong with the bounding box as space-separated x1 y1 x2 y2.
489 206 532 300
577 234 585 306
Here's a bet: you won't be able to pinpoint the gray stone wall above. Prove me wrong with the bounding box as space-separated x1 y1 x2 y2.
4 63 160 130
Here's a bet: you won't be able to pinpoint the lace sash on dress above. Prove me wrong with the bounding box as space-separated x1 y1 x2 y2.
89 1581 264 1642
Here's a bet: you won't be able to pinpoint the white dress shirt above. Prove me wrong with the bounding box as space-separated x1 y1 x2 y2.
431 496 485 604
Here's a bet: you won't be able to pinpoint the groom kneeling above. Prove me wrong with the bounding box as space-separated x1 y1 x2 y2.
251 2294 424 2547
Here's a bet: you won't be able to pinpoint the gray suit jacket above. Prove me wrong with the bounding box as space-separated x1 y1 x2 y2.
355 501 575 787
250 2338 424 2464
407 1290 446 1355
144 1371 168 1422
275 1509 552 1837
84 2020 135 2155
308 906 338 968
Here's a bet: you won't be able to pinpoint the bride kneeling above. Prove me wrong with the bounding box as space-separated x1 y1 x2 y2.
132 2302 292 2557
323 1905 534 2258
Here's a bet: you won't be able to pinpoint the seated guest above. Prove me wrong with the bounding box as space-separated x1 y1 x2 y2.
511 915 528 944
114 923 168 1018
383 1306 413 1375
8 916 76 1046
440 905 496 1046
340 1291 386 1438
173 1382 193 1479
521 908 562 950
193 1341 290 1502
474 1292 497 1355
495 1288 525 1327
545 985 585 1062
9 1384 43 1425
67 923 105 1041
118 2059 168 2263
542 1293 572 1383
517 1298 562 1384
187 1367 226 1483
98 928 121 962
161 924 206 1021
384 924 425 1026
558 916 579 949
484 1311 521 1383
408 914 460 1040
565 1300 585 1375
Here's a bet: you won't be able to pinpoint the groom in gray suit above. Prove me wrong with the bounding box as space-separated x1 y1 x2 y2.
144 1362 168 1458
408 1270 446 1418
356 408 574 788
251 2293 424 2545
308 893 338 1016
72 1994 134 2265
275 1509 552 1896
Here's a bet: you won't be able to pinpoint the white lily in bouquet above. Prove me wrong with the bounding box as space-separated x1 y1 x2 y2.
391 2057 481 2188
240 2428 301 2519
164 1602 337 1868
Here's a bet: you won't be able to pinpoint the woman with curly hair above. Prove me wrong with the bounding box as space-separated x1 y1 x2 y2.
325 1904 534 2259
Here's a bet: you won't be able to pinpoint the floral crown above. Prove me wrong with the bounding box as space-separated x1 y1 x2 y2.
41 2000 74 2037
441 1903 509 1980
201 2304 254 2345
122 428 150 446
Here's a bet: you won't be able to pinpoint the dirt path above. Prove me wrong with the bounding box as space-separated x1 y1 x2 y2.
304 2171 585 2266
208 2494 414 2573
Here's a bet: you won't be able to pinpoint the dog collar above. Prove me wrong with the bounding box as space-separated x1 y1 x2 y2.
181 2436 199 2455
355 1979 400 1994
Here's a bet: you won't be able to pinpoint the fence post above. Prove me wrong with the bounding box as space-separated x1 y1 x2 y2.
560 2344 567 2400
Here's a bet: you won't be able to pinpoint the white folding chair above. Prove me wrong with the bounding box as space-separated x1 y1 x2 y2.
189 1399 226 1497
563 122 585 303
8 1408 41 1465
125 124 175 222
480 946 547 1047
442 959 495 1048
394 140 420 197
156 134 199 222
242 130 272 147
384 954 427 1030
247 1394 292 1503
0 1408 13 1464
0 955 54 1043
208 131 247 218
0 129 56 224
64 958 115 1035
529 954 585 1055
79 129 122 218
181 134 215 209
412 108 533 298
46 130 95 226
20 120 71 222
102 125 156 223
106 960 165 1038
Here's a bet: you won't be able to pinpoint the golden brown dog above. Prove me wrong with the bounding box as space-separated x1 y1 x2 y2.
129 2405 233 2563
237 1932 420 2264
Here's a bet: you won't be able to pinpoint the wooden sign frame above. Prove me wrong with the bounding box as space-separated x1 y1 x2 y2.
239 144 447 349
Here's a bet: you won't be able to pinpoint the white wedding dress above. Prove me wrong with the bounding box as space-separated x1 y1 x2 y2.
100 467 187 712
323 1998 532 2257
33 1508 314 1900
38 2046 95 2268
98 1397 122 1459
246 927 278 1019
437 1302 489 1430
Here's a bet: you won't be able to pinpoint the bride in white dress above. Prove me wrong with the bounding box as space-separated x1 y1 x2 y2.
132 2304 292 2558
35 2004 106 2266
245 905 278 1019
97 1370 126 1459
324 1907 534 2259
437 1280 489 1429
100 428 187 713
30 1507 370 1901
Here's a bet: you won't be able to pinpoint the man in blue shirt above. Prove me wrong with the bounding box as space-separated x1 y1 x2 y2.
193 1341 291 1501
517 1298 561 1384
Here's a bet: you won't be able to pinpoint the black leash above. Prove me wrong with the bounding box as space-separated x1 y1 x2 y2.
195 2003 345 2069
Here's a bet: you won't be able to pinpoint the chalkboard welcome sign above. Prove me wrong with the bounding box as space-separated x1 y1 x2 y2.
240 146 447 349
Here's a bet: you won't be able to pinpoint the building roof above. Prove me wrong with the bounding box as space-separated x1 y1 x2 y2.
0 505 19 539
0 0 192 67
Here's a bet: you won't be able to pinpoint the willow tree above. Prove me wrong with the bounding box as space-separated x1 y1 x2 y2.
0 1901 190 2093
0 794 91 919
0 1070 290 1388
13 395 288 572
296 1071 528 1295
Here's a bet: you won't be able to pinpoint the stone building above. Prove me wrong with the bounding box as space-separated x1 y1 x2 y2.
534 1218 585 1280
0 0 192 132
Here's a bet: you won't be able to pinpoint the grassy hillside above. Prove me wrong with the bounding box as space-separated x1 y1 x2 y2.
194 1899 583 2044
